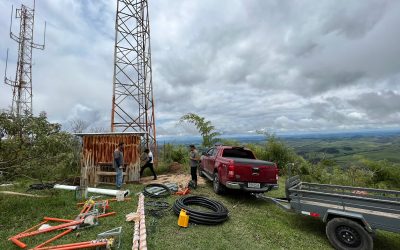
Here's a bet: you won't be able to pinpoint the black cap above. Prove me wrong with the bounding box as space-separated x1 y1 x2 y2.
189 144 195 148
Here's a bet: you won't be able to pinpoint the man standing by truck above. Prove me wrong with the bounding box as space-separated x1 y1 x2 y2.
189 144 200 188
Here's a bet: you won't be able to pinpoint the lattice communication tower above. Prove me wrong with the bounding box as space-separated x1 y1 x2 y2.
4 1 45 117
111 0 157 154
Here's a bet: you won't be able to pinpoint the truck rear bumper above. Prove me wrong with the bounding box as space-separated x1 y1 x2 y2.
226 181 278 192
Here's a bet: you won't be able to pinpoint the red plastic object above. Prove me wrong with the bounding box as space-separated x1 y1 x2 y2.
34 241 107 250
43 217 74 223
33 229 73 249
176 188 190 195
97 212 116 218
9 220 83 248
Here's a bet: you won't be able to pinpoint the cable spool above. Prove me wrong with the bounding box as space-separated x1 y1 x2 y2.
173 196 229 225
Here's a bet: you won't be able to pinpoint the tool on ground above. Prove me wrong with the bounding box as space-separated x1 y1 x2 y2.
175 187 190 196
8 196 121 249
9 219 84 249
33 227 122 250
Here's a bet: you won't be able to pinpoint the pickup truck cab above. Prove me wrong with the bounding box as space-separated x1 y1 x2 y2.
199 145 278 194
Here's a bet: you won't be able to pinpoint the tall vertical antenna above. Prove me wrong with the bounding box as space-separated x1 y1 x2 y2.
111 0 157 156
4 0 46 117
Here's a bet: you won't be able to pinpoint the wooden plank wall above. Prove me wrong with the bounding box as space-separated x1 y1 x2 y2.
81 135 141 186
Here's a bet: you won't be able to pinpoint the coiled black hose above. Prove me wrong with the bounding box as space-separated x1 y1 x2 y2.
143 183 171 198
145 200 171 218
173 196 229 225
26 182 55 192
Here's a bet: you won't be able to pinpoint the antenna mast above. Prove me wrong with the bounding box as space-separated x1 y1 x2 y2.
4 1 46 117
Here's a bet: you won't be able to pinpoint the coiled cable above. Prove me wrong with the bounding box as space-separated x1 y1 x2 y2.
143 183 171 198
173 196 229 225
145 200 171 218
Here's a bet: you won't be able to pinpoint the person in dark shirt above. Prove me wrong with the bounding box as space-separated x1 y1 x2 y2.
189 144 200 187
140 148 157 180
113 142 124 189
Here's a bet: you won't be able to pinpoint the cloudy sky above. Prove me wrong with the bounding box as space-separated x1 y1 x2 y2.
1 0 400 136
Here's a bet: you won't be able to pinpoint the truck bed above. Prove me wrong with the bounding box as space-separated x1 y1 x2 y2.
288 179 400 233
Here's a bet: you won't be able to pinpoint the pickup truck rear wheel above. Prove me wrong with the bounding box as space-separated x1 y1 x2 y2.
198 165 205 178
326 218 373 250
213 172 225 195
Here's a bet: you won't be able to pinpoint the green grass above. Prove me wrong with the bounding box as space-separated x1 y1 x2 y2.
1 178 400 250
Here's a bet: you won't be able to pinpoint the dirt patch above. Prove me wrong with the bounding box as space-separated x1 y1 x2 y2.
140 174 207 187
168 162 183 173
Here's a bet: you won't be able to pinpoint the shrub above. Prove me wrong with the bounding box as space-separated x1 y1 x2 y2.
159 143 188 164
0 112 80 182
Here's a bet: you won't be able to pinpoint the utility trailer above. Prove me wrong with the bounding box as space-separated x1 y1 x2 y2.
254 176 400 250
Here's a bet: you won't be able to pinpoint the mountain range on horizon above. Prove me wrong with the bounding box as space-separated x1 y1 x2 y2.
158 128 400 145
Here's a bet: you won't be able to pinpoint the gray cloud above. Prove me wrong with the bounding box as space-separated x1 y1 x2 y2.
1 0 400 136
320 1 388 39
348 90 400 119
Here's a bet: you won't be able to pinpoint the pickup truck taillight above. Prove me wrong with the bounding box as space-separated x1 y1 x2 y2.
228 164 235 179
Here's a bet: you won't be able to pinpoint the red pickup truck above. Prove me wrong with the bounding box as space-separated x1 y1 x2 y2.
199 146 279 194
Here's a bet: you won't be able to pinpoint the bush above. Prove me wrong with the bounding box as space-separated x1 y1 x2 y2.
159 143 188 164
247 134 297 175
0 112 80 182
357 158 400 189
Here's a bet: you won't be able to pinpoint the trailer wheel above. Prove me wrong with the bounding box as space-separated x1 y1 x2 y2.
326 218 373 250
213 172 225 195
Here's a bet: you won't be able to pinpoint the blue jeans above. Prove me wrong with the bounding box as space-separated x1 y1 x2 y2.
116 167 123 188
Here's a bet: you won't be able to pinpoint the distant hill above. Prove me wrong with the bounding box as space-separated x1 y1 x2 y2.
157 129 400 145
157 129 400 164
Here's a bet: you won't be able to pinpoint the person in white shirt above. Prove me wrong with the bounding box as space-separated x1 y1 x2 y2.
140 148 157 180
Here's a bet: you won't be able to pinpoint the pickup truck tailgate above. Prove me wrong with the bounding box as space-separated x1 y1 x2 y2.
229 158 277 183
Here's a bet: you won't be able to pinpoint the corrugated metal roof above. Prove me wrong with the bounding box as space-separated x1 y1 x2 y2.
74 131 146 136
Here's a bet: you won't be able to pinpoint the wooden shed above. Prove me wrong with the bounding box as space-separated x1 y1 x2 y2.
75 132 145 187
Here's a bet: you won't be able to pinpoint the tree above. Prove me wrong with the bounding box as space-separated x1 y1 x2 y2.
69 119 89 133
0 112 80 182
180 113 220 147
253 131 297 174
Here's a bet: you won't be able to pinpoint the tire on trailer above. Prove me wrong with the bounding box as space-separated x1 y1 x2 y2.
213 172 225 195
326 218 373 250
